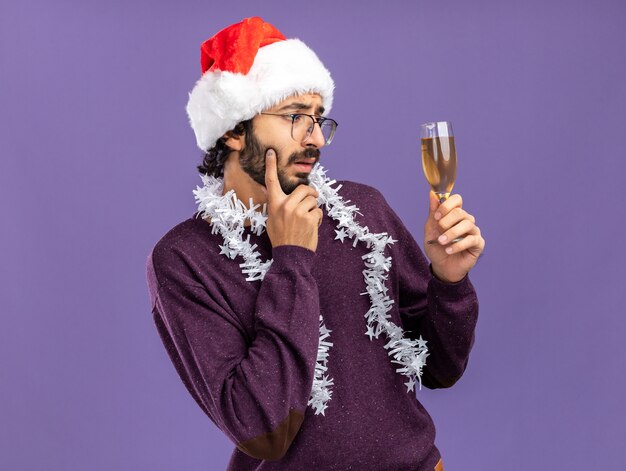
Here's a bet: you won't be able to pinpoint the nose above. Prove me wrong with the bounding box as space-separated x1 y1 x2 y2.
304 121 326 148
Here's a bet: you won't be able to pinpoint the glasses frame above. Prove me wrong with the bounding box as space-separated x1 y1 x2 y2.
260 112 338 145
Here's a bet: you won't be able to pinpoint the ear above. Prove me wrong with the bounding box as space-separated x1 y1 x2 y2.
224 131 245 151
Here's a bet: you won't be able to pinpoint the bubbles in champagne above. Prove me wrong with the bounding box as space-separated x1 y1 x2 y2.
421 136 457 198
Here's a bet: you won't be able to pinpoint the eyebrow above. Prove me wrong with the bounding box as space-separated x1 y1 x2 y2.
277 102 326 115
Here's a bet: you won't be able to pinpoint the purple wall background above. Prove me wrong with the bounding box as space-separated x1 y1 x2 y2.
2 0 625 469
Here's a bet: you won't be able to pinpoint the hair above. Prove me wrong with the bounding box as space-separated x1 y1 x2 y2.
197 119 254 177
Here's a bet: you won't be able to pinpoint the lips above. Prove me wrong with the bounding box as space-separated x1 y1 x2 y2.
291 157 317 173
293 158 317 165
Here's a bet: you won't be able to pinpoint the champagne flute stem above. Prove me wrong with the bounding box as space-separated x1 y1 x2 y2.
426 236 465 245
435 192 450 203
426 191 464 245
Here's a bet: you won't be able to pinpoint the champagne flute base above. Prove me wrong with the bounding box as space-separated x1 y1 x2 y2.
426 236 465 245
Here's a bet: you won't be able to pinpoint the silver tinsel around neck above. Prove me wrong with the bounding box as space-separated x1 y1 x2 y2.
193 164 429 415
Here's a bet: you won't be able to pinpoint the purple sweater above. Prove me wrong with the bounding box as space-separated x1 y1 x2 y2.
145 181 478 470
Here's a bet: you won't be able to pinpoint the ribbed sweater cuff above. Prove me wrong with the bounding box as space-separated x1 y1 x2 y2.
428 263 475 298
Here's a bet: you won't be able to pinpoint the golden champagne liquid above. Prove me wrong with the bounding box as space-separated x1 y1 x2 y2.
421 136 457 199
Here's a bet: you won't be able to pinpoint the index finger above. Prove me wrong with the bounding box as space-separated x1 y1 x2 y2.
264 149 285 201
436 194 463 218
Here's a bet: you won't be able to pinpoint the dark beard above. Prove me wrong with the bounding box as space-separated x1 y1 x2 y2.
239 131 320 195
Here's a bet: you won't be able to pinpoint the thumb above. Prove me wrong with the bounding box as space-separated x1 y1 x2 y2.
428 191 440 216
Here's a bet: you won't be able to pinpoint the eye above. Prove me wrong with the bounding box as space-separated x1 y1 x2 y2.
291 114 305 123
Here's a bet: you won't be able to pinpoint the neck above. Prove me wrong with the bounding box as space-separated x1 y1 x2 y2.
222 154 267 224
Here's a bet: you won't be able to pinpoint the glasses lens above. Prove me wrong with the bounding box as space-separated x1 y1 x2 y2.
320 120 336 145
290 115 310 142
291 115 337 145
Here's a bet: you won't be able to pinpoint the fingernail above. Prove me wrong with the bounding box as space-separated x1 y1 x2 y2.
267 149 274 157
434 212 441 220
445 247 453 254
438 235 448 243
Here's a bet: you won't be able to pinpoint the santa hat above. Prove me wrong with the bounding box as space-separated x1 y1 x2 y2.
186 17 335 152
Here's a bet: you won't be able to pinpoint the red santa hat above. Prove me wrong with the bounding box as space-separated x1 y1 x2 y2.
186 17 335 152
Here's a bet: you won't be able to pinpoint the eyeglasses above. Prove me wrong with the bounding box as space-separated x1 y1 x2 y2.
260 113 338 146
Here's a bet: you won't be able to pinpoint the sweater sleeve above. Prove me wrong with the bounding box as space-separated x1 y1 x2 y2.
146 244 321 461
375 192 479 389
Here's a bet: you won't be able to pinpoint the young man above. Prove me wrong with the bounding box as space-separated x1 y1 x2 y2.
146 17 485 471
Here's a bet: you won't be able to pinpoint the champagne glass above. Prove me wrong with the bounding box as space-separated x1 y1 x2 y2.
420 121 464 245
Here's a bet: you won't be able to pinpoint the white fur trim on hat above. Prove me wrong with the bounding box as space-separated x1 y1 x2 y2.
186 39 335 152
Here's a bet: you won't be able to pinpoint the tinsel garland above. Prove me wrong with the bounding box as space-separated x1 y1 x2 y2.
193 164 429 416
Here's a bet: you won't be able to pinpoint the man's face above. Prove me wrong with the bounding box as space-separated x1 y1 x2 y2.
239 93 326 194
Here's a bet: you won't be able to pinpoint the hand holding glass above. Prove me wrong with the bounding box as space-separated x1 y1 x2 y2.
420 121 465 245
